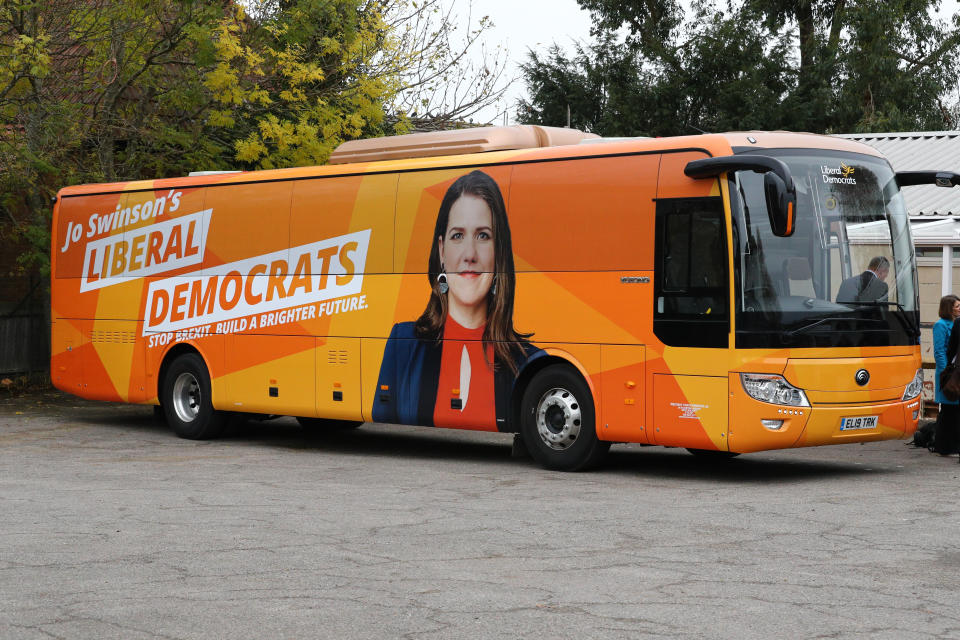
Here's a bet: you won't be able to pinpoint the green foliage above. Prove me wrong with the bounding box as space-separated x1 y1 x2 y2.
0 0 505 278
519 0 960 137
207 0 403 169
0 0 229 277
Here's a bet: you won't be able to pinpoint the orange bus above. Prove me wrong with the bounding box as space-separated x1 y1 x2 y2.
50 126 957 470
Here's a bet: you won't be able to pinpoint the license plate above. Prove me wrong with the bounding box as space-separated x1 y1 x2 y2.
840 415 878 431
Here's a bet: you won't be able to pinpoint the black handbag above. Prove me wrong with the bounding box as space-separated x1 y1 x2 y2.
941 363 960 401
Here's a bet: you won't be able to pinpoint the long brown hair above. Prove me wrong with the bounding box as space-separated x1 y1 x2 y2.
414 170 531 374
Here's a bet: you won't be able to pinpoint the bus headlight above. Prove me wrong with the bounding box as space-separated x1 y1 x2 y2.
740 373 810 407
902 369 923 401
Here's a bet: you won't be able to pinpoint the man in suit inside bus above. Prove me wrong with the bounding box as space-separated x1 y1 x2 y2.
837 256 890 303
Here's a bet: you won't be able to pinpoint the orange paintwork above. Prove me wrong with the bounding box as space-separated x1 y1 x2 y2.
51 131 920 453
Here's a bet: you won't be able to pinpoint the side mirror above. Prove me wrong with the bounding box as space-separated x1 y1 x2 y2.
685 154 797 237
763 172 796 236
896 171 960 188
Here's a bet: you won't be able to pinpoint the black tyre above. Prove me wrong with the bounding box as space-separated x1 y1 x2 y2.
686 448 740 459
161 352 226 440
296 417 363 431
520 364 610 471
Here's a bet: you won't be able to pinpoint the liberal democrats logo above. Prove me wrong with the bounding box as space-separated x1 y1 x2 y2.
821 162 857 185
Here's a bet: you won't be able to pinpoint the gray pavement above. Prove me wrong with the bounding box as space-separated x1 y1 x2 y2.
1 391 959 639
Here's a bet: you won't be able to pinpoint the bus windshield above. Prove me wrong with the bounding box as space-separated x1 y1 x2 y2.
730 149 919 349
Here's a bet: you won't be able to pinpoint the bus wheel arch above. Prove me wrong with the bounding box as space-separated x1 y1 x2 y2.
513 359 610 471
158 345 226 440
157 343 200 402
511 352 597 430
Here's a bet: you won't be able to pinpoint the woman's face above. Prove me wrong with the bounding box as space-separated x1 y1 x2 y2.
952 300 960 319
439 194 495 320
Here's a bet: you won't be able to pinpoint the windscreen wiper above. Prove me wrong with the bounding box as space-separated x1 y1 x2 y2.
782 314 881 338
782 317 834 338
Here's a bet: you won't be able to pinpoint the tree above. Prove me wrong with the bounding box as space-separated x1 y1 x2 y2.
519 0 960 136
0 0 508 276
0 0 227 275
205 0 509 170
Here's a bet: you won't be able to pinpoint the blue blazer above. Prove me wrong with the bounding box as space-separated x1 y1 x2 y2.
933 317 957 405
372 321 542 430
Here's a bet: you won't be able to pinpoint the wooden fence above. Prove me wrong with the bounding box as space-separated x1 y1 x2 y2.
0 274 48 376
0 313 47 375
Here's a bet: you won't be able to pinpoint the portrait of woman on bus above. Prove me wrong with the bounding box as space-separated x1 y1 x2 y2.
373 170 541 430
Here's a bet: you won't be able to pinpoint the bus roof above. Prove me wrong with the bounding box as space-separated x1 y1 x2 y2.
56 129 885 198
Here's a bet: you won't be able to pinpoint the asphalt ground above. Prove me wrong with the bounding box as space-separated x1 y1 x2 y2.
1 391 959 639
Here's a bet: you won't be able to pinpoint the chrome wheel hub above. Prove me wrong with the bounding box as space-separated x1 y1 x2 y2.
172 372 200 423
535 387 581 450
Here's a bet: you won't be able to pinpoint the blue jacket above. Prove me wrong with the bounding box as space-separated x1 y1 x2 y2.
372 321 542 430
933 317 957 405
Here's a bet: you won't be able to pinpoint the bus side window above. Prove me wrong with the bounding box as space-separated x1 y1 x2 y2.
653 197 729 349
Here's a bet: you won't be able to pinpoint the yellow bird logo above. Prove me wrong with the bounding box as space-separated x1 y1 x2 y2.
840 163 855 178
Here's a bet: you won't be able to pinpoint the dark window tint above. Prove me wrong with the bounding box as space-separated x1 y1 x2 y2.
654 197 729 348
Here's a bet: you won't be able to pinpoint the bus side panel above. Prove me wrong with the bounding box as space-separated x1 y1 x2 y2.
508 154 659 436
301 174 398 346
315 337 362 420
200 181 297 410
361 337 386 424
298 175 397 421
656 151 715 200
85 319 147 403
55 185 209 403
651 374 729 450
645 342 733 451
192 174 397 419
220 334 316 416
508 155 659 273
202 181 292 272
50 318 82 394
599 345 647 443
52 192 127 398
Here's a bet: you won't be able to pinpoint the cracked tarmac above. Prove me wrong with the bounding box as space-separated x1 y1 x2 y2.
1 391 959 639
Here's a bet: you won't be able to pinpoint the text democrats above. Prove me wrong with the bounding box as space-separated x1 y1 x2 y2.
143 229 371 336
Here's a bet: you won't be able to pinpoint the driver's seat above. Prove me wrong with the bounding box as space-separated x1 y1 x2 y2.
783 257 814 297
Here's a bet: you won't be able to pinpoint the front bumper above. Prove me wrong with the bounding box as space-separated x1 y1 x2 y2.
729 373 920 452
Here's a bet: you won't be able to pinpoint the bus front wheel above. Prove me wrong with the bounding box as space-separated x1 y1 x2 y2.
161 352 226 440
520 364 610 471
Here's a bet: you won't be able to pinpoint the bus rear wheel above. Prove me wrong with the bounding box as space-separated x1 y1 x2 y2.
520 364 610 471
161 352 226 440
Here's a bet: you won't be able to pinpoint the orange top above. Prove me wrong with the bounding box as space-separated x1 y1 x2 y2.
433 317 496 430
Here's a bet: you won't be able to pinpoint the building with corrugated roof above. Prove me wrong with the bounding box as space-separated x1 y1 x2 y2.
838 131 960 216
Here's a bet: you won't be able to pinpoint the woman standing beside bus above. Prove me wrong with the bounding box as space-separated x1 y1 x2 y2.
933 294 960 455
